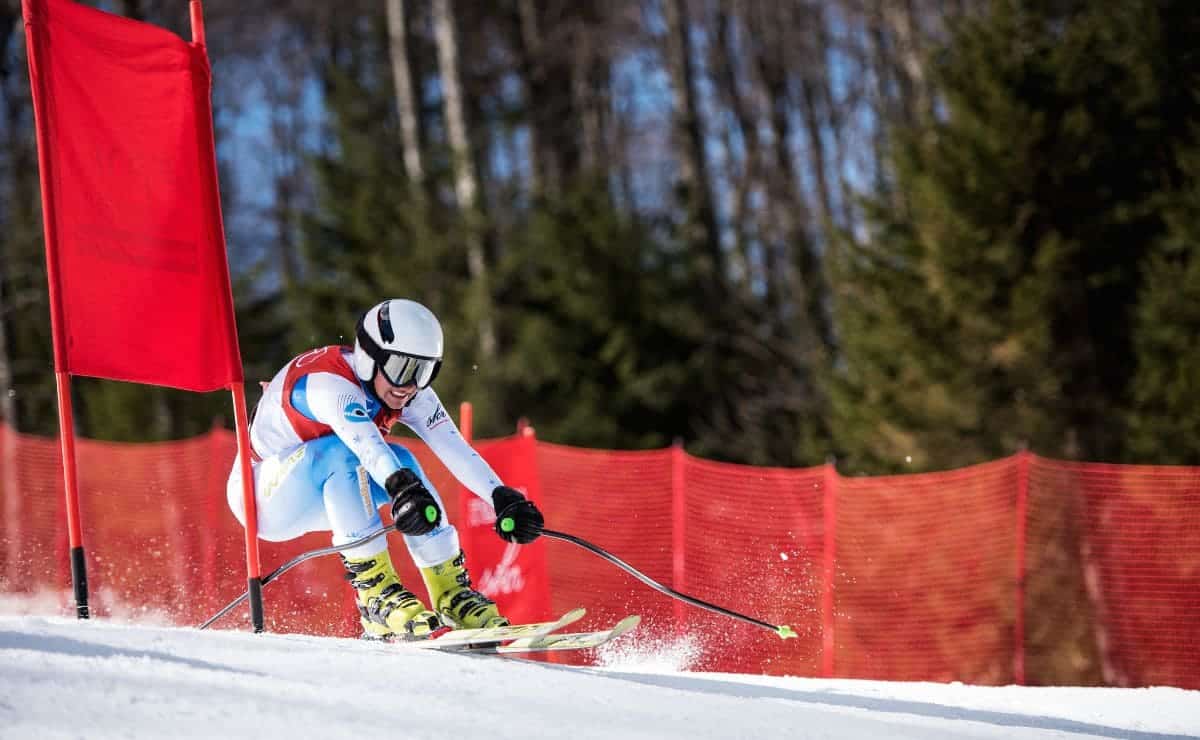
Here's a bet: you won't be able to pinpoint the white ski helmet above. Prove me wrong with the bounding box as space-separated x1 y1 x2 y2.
353 299 444 389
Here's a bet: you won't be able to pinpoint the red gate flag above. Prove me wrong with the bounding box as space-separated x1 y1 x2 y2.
24 0 242 392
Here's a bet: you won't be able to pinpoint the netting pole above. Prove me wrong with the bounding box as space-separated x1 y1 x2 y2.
188 0 206 46
1013 448 1030 685
459 402 473 443
671 439 687 629
821 457 838 677
459 402 474 524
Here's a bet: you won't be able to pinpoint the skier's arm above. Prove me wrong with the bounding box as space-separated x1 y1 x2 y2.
401 387 503 502
299 372 442 535
299 371 404 488
403 388 543 543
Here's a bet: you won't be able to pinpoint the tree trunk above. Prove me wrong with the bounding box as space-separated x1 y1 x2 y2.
570 23 605 175
516 0 552 193
247 30 312 305
811 12 855 230
798 74 836 238
866 0 898 185
386 0 424 184
432 0 496 358
750 3 833 355
882 0 932 124
662 0 723 295
711 0 765 301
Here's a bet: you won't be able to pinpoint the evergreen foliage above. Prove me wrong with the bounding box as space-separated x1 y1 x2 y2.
1126 136 1200 463
831 0 1200 472
2 1 1197 472
0 176 55 435
496 181 703 449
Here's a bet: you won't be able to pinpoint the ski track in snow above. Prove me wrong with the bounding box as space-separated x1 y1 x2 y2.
1 616 1198 740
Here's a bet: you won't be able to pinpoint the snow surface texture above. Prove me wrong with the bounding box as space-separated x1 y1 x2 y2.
1 615 1198 740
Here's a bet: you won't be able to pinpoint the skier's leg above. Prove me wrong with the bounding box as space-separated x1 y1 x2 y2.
226 435 403 553
225 445 329 542
306 436 441 638
385 444 507 629
227 437 440 638
379 444 460 566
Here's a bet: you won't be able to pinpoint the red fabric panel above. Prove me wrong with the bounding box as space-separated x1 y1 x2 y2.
456 434 551 625
23 0 241 391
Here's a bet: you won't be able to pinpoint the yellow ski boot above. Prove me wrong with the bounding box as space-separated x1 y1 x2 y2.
342 552 442 640
420 550 508 629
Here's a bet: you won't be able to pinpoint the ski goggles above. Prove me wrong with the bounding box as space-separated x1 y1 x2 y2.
377 352 440 389
356 317 442 389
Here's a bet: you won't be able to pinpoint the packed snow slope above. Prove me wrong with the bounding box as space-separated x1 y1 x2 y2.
1 616 1198 740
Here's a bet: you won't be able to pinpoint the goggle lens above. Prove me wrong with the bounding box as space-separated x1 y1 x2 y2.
380 353 439 388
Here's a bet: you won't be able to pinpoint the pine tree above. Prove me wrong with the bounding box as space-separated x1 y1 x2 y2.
830 0 1200 472
495 179 704 449
1126 139 1200 463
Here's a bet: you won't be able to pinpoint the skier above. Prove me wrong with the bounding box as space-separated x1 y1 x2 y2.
226 298 544 640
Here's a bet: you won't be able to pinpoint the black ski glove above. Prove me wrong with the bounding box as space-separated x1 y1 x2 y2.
386 469 441 536
492 485 544 544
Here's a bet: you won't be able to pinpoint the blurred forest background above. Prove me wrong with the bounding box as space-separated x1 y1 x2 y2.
1 0 1198 473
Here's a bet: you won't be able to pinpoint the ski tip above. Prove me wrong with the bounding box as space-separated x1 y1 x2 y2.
775 624 798 640
612 615 641 636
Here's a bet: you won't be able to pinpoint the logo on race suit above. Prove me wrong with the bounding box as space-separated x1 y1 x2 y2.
425 406 449 431
344 401 371 423
478 543 526 596
261 445 307 500
295 346 330 368
356 466 373 518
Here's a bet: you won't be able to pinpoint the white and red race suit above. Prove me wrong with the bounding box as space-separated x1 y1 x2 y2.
226 345 503 564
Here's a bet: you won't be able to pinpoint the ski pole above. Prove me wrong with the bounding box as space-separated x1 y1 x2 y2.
199 523 398 630
539 528 797 640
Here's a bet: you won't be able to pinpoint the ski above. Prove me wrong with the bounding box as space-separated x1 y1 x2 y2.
402 607 588 650
465 614 641 656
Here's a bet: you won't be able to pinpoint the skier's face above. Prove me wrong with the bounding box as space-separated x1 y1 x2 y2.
374 370 418 410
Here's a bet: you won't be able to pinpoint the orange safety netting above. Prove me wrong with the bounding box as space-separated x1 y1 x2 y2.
1 423 1197 687
834 458 1019 683
0 424 466 637
1029 457 1200 688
